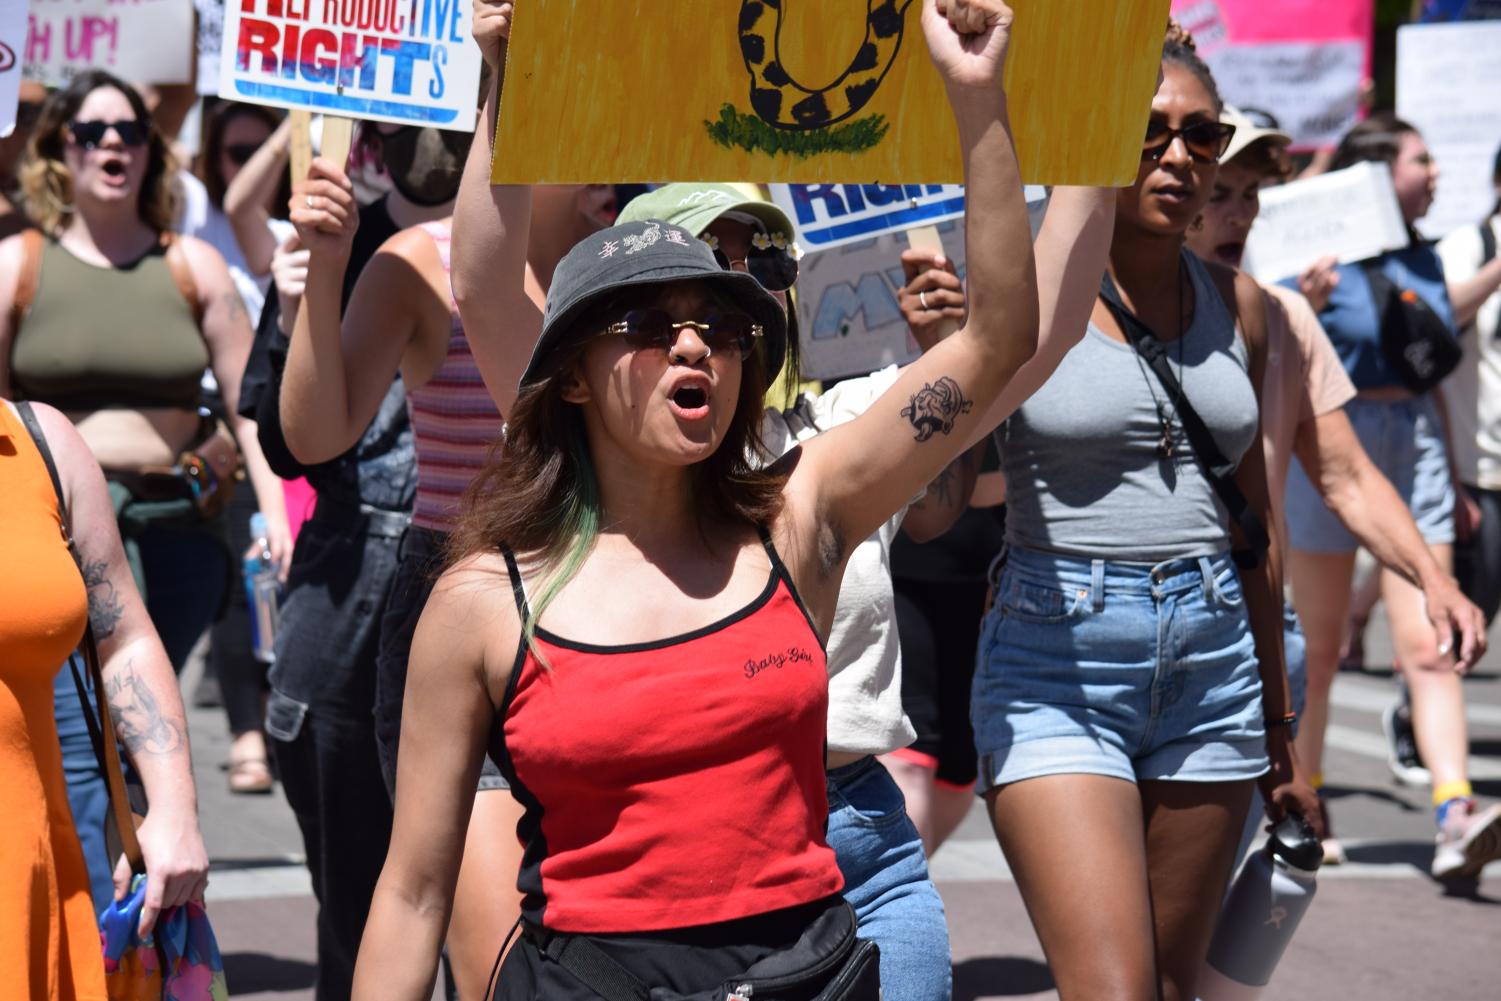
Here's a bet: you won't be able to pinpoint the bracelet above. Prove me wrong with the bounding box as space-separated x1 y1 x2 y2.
1265 711 1298 728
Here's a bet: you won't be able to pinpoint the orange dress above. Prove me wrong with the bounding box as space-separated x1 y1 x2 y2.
0 402 107 1000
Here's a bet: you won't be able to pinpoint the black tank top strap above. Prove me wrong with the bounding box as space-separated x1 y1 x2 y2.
499 545 532 622
754 524 824 652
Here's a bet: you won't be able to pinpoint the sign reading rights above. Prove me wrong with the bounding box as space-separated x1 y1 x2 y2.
25 0 194 87
221 0 483 131
770 184 967 252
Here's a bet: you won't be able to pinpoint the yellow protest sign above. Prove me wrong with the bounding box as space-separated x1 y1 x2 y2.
492 0 1171 186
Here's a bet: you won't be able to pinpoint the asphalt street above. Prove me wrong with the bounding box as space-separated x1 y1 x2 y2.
187 607 1501 1000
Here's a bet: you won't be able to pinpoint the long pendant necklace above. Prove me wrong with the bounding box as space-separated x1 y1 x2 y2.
1128 260 1188 460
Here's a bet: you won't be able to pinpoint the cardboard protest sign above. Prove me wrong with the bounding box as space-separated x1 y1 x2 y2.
25 0 194 87
1397 21 1501 241
221 0 485 132
492 0 1171 186
797 189 1048 380
1242 163 1408 282
1 2 26 139
1170 0 1373 151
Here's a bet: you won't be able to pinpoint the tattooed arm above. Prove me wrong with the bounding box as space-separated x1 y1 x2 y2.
901 441 984 543
26 402 209 934
780 2 1037 590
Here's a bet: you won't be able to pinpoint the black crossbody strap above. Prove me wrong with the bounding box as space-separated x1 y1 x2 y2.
1098 275 1269 569
1480 220 1496 269
526 924 651 1001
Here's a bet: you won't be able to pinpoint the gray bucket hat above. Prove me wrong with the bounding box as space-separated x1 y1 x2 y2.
520 219 788 388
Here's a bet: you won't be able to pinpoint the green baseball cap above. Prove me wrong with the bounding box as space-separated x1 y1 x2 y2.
618 183 795 243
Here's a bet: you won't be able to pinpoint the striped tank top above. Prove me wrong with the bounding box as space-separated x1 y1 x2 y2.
407 222 504 532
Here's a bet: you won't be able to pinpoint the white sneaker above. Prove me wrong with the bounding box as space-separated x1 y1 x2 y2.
1381 699 1431 788
1431 802 1501 880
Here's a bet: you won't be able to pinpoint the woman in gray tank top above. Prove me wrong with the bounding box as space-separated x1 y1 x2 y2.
970 28 1323 1001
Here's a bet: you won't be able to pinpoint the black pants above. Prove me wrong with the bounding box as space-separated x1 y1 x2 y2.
210 478 269 735
1455 483 1501 628
266 516 403 1000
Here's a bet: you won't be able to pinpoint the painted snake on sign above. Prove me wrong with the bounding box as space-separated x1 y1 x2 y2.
738 0 914 131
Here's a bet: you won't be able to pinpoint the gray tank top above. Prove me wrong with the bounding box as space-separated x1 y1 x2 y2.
997 251 1258 562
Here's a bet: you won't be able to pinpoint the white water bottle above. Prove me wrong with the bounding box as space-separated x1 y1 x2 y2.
1197 814 1321 1001
243 513 281 664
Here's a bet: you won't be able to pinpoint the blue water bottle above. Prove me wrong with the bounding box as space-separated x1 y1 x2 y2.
243 513 281 664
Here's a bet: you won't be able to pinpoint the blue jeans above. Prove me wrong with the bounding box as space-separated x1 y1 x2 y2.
53 660 115 914
827 756 951 1001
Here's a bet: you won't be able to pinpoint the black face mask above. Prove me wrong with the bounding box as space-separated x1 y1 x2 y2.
380 126 471 206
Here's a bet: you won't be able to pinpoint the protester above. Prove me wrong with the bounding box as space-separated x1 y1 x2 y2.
0 70 291 670
1440 142 1501 625
1186 106 1493 873
186 100 294 328
1281 113 1500 879
282 150 610 997
616 181 973 999
0 81 47 240
1 397 208 992
968 28 1321 999
351 1 1036 996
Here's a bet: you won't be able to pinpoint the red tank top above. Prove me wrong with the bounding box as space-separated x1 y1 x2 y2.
496 531 843 933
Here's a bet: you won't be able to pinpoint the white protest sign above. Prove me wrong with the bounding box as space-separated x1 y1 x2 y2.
24 0 193 87
796 189 1049 380
770 184 968 253
1243 162 1409 282
1 2 27 139
221 0 483 133
1397 21 1501 241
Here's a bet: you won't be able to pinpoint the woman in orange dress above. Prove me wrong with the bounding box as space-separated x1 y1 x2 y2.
0 398 208 999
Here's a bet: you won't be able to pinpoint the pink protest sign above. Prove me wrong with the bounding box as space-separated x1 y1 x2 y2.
1170 0 1374 151
25 0 194 87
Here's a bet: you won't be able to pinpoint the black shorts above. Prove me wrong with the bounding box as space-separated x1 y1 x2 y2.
891 576 988 790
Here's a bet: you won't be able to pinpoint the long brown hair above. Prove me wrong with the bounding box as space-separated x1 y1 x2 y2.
197 101 290 213
20 70 178 235
451 286 787 645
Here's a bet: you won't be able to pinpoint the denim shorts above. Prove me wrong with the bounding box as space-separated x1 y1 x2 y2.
1286 394 1455 552
972 547 1269 791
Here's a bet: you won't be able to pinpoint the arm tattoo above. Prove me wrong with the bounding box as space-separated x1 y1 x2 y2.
104 659 185 756
223 290 248 324
900 377 974 443
80 560 124 640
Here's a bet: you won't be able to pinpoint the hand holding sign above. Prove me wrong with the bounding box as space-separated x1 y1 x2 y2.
924 0 1014 91
473 0 516 69
290 159 359 263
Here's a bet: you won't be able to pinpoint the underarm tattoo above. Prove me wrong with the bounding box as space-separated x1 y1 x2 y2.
900 376 974 443
104 659 184 757
80 560 124 640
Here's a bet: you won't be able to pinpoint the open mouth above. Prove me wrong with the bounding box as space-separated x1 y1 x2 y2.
668 381 711 421
1215 241 1245 266
100 159 128 183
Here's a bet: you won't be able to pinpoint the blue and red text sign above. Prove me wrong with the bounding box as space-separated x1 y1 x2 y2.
220 0 482 131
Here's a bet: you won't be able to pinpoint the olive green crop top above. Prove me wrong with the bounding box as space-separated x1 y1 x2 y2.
10 239 209 411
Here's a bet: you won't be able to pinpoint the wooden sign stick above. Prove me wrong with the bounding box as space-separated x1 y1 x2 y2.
319 115 355 172
288 109 312 183
905 224 962 342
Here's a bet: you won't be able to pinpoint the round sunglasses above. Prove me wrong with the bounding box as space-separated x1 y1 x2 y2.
603 308 763 360
68 119 149 150
1142 120 1236 164
713 245 798 293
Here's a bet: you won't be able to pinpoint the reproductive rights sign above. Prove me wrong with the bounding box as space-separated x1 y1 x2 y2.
221 0 483 132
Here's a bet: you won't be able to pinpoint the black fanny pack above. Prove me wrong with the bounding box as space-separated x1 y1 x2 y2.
1364 262 1461 394
518 901 880 1001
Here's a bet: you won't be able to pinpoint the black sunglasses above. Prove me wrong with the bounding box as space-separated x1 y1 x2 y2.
68 119 149 150
224 143 261 166
603 308 763 360
1142 120 1236 164
713 245 798 293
